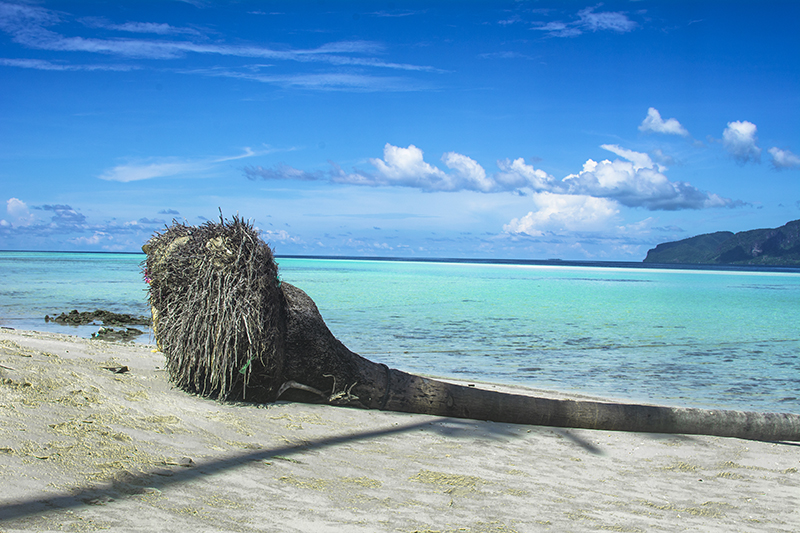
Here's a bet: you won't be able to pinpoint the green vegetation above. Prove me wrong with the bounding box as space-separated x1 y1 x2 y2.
644 219 800 266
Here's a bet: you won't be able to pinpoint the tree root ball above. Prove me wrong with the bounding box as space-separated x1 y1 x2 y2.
143 216 285 401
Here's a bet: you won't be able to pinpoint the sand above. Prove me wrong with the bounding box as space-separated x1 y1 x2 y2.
0 328 797 532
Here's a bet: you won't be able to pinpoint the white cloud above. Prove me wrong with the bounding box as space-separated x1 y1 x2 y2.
70 231 110 246
441 152 493 192
650 149 676 166
600 144 660 170
0 57 138 71
80 18 203 37
5 197 35 226
246 143 733 210
100 159 206 182
369 144 452 189
559 145 729 210
363 146 561 193
0 3 436 71
534 21 582 37
534 6 637 37
503 192 620 236
7 197 28 217
215 147 258 162
0 2 439 92
336 145 551 193
639 108 689 136
495 158 556 191
194 69 428 92
616 217 658 236
577 7 637 33
100 148 261 182
114 21 198 35
723 120 761 163
260 229 302 244
768 147 800 170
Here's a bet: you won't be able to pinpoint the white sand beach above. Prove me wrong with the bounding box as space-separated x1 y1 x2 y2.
0 328 797 532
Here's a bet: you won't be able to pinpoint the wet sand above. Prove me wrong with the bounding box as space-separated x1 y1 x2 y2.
0 328 798 532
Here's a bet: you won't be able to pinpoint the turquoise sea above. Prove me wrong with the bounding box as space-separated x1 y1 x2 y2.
1 251 798 414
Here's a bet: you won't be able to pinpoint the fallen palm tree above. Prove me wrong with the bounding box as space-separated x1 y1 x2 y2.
142 217 800 442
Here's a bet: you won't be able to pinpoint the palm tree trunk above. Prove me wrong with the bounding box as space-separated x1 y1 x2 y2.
276 283 800 443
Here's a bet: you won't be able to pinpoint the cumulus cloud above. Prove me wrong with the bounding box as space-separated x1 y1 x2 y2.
599 144 655 169
4 197 35 226
367 144 449 188
768 147 800 170
500 145 739 241
723 120 761 164
639 108 689 136
357 144 560 192
441 152 494 192
558 145 732 210
494 158 557 191
245 143 733 211
246 145 500 192
503 193 620 236
7 197 30 217
329 144 557 193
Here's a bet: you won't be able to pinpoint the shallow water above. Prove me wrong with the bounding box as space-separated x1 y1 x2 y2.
1 251 798 413
0 251 151 340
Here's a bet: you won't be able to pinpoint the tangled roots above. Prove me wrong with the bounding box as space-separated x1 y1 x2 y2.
143 216 285 401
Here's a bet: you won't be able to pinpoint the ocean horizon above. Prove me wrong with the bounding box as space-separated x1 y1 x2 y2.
4 248 800 273
1 250 798 415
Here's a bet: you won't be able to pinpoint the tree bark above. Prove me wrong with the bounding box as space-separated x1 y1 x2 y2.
273 283 800 443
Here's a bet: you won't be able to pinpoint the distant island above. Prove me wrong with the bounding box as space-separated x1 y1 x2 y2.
643 219 800 266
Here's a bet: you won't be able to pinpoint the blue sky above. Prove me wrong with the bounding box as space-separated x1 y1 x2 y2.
1 1 798 259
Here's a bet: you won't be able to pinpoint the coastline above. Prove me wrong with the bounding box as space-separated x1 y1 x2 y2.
1 328 798 532
3 251 799 415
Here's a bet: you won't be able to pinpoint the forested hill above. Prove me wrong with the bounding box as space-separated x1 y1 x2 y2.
643 219 800 266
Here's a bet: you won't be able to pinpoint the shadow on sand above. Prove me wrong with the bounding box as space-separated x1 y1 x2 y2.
0 415 545 523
